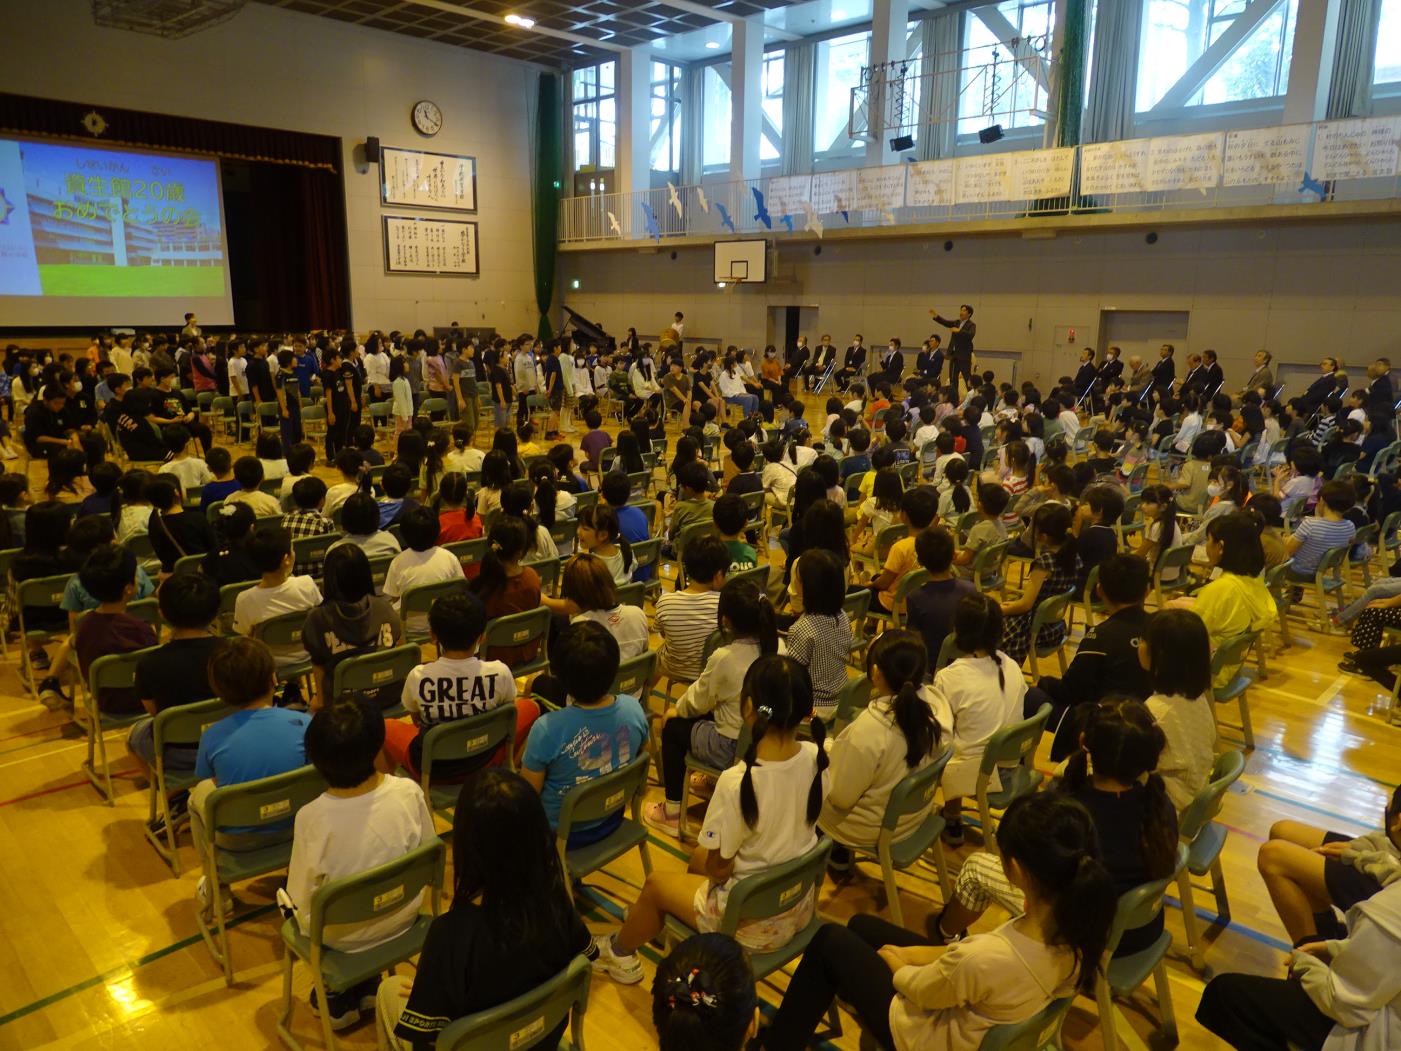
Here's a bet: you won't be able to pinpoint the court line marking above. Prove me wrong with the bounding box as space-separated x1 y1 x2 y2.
0 778 89 808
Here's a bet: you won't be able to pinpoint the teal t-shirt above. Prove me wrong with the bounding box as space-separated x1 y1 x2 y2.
522 693 649 832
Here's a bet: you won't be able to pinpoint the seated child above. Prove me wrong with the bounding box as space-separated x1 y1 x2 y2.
199 446 240 510
224 456 281 517
68 544 158 715
146 476 214 574
277 442 318 512
281 476 335 577
383 506 466 632
328 492 402 560
159 424 212 493
354 424 385 468
377 463 421 528
324 449 364 518
231 525 323 670
713 494 757 573
468 518 542 666
667 462 715 553
785 549 853 718
905 526 976 664
868 486 939 617
655 534 729 683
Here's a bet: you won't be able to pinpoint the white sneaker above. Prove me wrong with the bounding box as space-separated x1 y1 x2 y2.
196 875 234 921
589 933 643 984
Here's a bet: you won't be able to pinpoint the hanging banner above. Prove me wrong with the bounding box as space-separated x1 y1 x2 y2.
905 159 956 206
1080 139 1150 195
765 175 812 216
1311 117 1401 180
850 164 908 211
810 170 856 214
1223 125 1312 186
1012 147 1076 199
1146 132 1224 192
954 154 1013 203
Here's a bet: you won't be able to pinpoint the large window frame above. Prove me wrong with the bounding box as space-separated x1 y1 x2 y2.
956 0 1055 143
1376 0 1401 102
570 61 616 174
814 30 872 164
650 59 684 175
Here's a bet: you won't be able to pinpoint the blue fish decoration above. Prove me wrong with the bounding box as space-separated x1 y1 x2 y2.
779 214 794 232
640 202 662 242
751 187 772 229
715 202 737 234
1298 171 1327 199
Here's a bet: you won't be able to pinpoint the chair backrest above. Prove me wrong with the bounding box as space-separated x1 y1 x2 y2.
444 537 489 570
611 651 656 700
17 573 71 616
205 764 327 834
1029 589 1076 640
844 471 869 502
152 697 235 751
556 751 650 838
1179 749 1245 841
740 489 765 523
842 588 872 632
125 597 162 634
331 644 423 702
971 539 1009 586
173 552 204 575
631 537 661 575
934 633 967 672
482 606 551 659
616 581 646 608
1156 543 1195 577
978 702 1052 776
401 577 466 621
549 519 577 550
893 569 932 609
978 997 1074 1051
628 499 658 532
677 520 718 556
524 557 561 597
291 532 339 569
874 523 907 565
1382 510 1401 548
833 673 871 728
727 563 770 593
1210 631 1258 687
882 746 954 832
1106 844 1188 954
420 704 518 783
1314 544 1350 579
435 955 591 1051
309 839 445 943
367 552 395 588
88 646 158 697
251 608 312 651
718 836 833 936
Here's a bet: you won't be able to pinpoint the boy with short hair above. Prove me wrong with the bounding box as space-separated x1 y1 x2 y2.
930 431 962 489
667 461 715 549
840 428 872 480
724 443 762 496
1286 480 1357 580
868 486 939 616
69 544 159 715
283 477 335 577
1075 485 1123 587
200 446 239 509
383 506 465 630
286 698 436 1029
954 483 1010 577
329 492 402 559
159 423 212 491
713 494 757 573
279 442 318 511
602 470 651 582
130 573 226 805
521 621 649 843
883 418 913 464
655 534 729 682
904 526 976 665
579 409 612 474
325 449 364 518
232 525 323 669
377 463 419 528
385 591 536 775
226 456 281 517
0 472 30 546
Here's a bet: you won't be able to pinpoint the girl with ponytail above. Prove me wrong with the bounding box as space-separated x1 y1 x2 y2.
469 518 542 666
997 500 1081 665
820 628 945 869
930 698 1177 954
646 578 782 837
652 933 758 1051
500 478 558 559
762 791 1115 1050
592 655 827 984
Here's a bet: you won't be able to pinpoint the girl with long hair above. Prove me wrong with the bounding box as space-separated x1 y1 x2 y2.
490 426 525 479
998 501 1080 665
45 449 90 504
937 455 973 518
202 501 260 585
652 934 758 1051
433 471 481 545
302 544 403 711
476 449 514 520
502 478 559 558
573 502 633 585
1140 608 1218 811
1136 483 1182 586
469 517 542 666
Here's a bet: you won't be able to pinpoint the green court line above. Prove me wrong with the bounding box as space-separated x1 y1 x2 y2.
0 904 275 1029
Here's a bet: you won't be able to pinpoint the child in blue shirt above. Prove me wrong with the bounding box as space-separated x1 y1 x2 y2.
521 621 649 848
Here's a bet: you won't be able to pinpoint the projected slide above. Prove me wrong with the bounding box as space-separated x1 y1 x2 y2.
0 137 234 327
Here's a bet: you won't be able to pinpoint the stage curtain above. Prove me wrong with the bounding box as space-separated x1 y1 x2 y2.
1053 0 1089 147
532 73 563 341
0 92 339 171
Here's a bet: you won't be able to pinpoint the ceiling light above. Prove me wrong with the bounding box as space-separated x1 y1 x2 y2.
504 13 535 28
705 41 720 49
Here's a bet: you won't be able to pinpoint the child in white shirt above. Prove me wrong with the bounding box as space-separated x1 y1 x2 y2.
232 525 323 668
278 443 317 512
382 507 466 633
159 424 213 493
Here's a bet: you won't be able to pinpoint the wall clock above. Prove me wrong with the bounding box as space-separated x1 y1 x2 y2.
412 100 442 136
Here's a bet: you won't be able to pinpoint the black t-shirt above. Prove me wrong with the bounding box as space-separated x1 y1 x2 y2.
245 356 277 401
394 900 590 1048
23 402 69 457
1077 524 1119 586
906 577 978 664
136 635 226 713
148 510 214 572
155 387 192 422
541 355 562 394
489 364 512 404
323 366 351 410
339 362 362 409
203 545 261 586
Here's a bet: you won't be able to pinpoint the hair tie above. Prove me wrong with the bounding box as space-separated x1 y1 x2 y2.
664 968 719 1011
756 704 774 719
218 504 237 517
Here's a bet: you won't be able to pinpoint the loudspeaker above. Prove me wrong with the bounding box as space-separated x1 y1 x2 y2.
978 124 1004 144
889 134 914 152
364 136 381 162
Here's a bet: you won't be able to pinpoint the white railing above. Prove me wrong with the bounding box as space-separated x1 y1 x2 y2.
559 115 1401 245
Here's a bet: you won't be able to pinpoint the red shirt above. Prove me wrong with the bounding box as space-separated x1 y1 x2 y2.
481 568 542 666
438 508 483 543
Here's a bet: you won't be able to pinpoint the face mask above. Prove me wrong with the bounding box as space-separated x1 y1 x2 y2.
1206 482 1223 497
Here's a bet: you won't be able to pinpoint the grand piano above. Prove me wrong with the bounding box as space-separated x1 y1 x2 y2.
562 306 614 352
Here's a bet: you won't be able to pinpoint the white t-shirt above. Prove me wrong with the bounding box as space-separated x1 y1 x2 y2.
232 575 323 665
698 742 826 881
1146 692 1218 812
117 503 151 542
260 458 289 482
228 356 249 396
383 547 465 626
443 448 484 474
324 481 359 517
286 774 437 952
1058 409 1081 437
279 472 309 512
402 653 517 725
160 457 212 492
929 654 1025 799
363 351 391 389
573 605 649 660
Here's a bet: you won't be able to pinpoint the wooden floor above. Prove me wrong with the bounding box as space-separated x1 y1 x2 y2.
1 402 1396 1051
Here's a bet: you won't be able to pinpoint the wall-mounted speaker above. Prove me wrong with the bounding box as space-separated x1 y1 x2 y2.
1145 231 1159 245
943 240 954 252
365 136 381 163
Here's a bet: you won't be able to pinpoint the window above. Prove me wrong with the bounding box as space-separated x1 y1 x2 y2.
1136 0 1300 113
702 64 732 170
958 1 1054 137
1377 0 1401 91
762 51 785 161
571 62 615 173
650 60 683 174
814 31 871 156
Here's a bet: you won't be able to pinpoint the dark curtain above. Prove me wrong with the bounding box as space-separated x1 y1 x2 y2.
532 73 562 340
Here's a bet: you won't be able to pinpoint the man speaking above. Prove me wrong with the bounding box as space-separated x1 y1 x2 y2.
930 304 976 396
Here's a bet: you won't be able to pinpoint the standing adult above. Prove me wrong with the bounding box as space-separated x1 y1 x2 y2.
1073 347 1098 408
931 304 976 396
1179 353 1207 398
835 335 867 392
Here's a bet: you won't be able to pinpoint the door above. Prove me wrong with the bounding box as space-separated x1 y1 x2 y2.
1097 310 1190 369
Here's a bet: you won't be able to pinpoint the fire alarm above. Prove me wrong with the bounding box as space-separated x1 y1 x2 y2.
1067 328 1076 343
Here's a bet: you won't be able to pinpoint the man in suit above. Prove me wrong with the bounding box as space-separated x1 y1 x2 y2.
1300 357 1341 414
916 335 945 385
1240 349 1275 398
802 334 837 392
1367 358 1395 419
1179 353 1208 398
1073 347 1098 408
931 304 976 397
1200 349 1225 400
783 335 810 391
873 338 905 389
1097 345 1125 394
835 334 867 392
1150 343 1176 398
1127 355 1153 401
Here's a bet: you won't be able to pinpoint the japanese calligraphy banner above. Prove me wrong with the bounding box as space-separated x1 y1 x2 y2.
383 215 479 275
1311 117 1401 181
381 147 477 211
0 136 233 326
1223 125 1311 186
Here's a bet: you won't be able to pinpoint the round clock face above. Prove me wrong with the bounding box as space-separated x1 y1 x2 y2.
412 100 442 136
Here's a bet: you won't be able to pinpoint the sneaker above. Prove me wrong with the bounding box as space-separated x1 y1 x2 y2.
941 820 965 848
589 933 644 985
687 772 716 799
29 648 50 672
38 678 70 712
1338 657 1364 675
309 988 361 1031
196 875 235 922
643 801 681 837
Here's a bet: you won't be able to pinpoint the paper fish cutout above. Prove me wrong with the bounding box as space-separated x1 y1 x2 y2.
751 187 772 229
833 193 850 223
715 202 737 234
667 181 683 219
779 214 794 232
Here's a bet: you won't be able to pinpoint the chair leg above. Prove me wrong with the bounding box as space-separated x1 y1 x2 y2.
317 973 339 1051
881 854 904 928
929 839 954 905
1176 868 1205 971
1097 981 1120 1051
276 950 303 1051
1057 647 1067 675
1153 959 1179 1045
1237 691 1255 751
1209 856 1231 922
638 839 654 878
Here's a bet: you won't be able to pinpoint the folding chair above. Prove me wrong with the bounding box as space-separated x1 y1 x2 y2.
855 522 906 580
631 538 663 605
886 568 932 629
833 745 955 925
1211 631 1260 750
433 955 591 1051
1025 589 1076 680
211 396 238 441
483 606 551 679
982 998 1072 1051
417 704 518 818
367 402 391 441
610 651 657 705
525 556 562 599
445 537 488 573
367 552 395 591
674 521 718 587
1078 563 1108 630
173 552 205 575
330 643 423 717
549 518 578 557
196 765 327 984
934 634 967 673
842 588 872 665
276 840 445 1051
970 539 1010 594
145 698 234 874
830 673 871 734
1096 844 1189 1051
217 579 258 634
974 703 1051 856
0 546 18 660
419 397 450 422
256 402 280 438
1307 545 1351 629
290 532 339 575
400 578 467 645
575 490 599 514
15 573 72 699
76 647 158 803
727 563 770 594
615 581 646 609
627 498 658 534
1262 561 1295 650
556 752 652 902
1350 523 1379 588
252 610 315 685
1175 749 1246 970
679 723 751 843
1152 544 1197 606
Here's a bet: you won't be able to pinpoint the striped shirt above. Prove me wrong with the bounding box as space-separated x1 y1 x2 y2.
1289 516 1355 575
786 613 853 718
655 589 722 682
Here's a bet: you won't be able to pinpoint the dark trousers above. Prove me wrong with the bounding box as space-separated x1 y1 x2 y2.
278 415 301 458
834 367 859 392
765 915 926 1051
661 716 702 802
1195 972 1333 1051
325 408 353 462
1354 643 1401 690
949 357 974 398
1032 678 1089 761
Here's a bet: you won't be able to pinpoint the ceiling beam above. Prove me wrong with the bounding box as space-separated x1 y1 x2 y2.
647 0 803 41
972 6 1048 91
1150 0 1283 111
406 0 631 52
